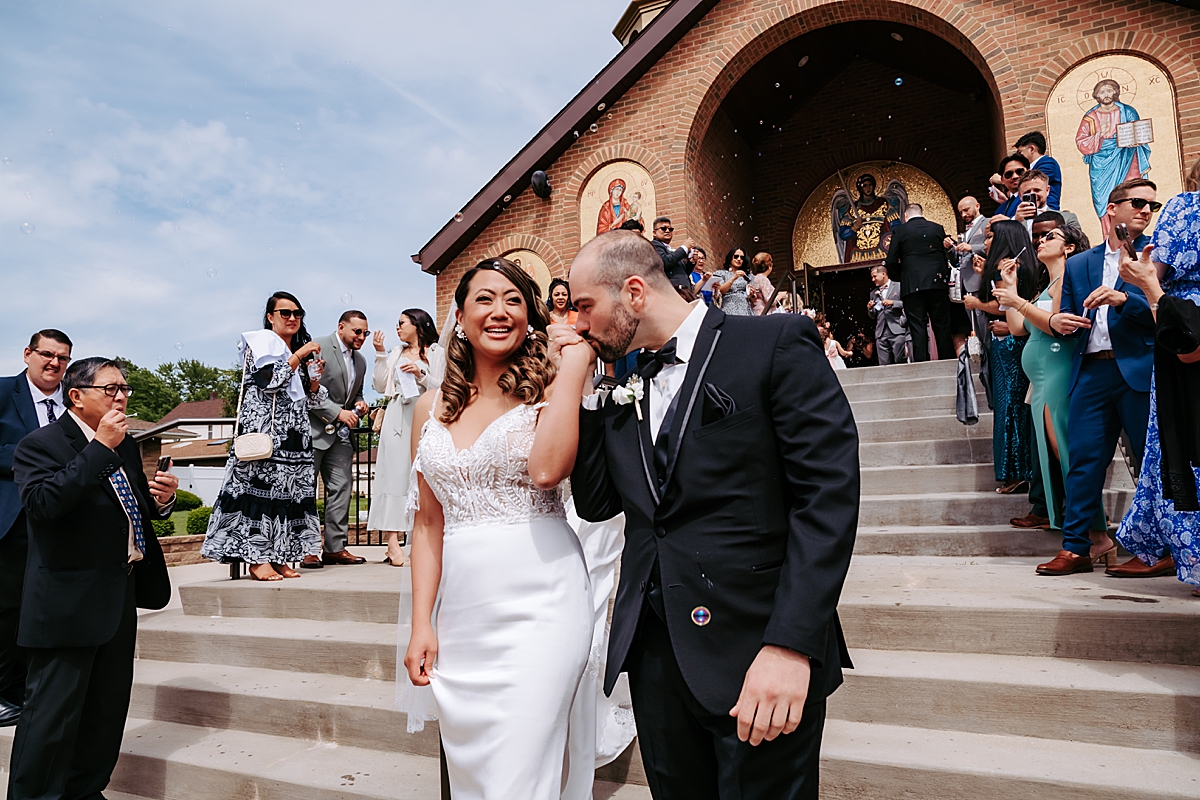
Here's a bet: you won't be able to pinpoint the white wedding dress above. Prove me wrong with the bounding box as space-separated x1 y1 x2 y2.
401 400 597 799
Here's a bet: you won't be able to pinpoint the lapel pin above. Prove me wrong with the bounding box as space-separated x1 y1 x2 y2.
691 606 711 626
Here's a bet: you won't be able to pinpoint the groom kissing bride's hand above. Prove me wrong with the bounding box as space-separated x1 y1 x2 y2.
567 231 858 800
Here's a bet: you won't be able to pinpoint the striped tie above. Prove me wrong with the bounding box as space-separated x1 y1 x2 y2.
109 469 145 556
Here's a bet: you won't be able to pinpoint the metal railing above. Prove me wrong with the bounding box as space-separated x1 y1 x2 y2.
346 425 382 547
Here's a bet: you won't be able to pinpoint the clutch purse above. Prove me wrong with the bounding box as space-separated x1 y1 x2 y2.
232 350 275 462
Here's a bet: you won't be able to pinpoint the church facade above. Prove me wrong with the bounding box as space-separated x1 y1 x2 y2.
414 0 1200 321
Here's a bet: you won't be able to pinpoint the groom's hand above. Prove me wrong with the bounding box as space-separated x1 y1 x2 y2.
730 645 811 745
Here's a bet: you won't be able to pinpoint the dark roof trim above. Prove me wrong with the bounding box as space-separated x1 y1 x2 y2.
414 0 719 275
131 417 235 442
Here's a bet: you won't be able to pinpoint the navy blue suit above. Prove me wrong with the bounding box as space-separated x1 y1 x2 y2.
1032 155 1064 211
1057 237 1154 555
0 372 39 704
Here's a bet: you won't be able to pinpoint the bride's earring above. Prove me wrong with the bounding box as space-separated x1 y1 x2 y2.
526 324 535 337
455 323 467 341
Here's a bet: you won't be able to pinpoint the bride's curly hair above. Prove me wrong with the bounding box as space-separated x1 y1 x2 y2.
440 258 555 425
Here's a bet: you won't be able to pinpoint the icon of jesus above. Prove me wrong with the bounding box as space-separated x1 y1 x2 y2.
1075 79 1151 234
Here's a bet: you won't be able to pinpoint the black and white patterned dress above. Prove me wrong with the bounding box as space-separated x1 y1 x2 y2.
201 344 324 564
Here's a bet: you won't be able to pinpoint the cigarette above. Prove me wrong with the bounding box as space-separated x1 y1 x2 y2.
125 413 138 418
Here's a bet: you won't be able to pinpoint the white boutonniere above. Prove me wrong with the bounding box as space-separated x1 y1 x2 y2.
612 375 644 420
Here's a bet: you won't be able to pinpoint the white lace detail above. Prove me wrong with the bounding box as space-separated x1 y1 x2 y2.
406 401 564 533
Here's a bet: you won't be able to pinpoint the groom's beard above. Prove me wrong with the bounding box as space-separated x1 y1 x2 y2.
586 303 639 363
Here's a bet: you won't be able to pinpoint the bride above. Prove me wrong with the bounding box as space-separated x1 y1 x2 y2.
402 258 600 799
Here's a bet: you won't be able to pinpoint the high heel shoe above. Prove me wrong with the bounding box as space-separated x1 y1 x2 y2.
1091 544 1118 568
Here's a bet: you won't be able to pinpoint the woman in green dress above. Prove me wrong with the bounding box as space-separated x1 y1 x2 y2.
994 225 1115 563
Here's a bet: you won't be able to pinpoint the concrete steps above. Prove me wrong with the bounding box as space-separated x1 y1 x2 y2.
854 525 1061 557
857 489 1131 527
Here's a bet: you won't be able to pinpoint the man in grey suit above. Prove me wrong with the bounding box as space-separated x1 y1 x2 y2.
950 196 992 407
303 310 371 568
867 264 909 365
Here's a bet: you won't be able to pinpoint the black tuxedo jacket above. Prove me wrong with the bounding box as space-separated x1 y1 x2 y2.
13 414 171 649
573 306 859 715
0 371 39 540
884 217 953 296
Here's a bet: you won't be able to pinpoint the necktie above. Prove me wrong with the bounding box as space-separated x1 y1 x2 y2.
109 469 145 556
637 338 685 380
42 399 57 423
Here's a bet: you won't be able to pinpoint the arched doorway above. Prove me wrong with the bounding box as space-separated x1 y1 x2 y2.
686 17 1002 352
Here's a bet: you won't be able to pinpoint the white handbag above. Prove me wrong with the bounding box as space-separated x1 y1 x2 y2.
232 350 275 462
948 266 964 303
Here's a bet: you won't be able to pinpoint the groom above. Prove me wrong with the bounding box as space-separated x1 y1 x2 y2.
564 231 859 798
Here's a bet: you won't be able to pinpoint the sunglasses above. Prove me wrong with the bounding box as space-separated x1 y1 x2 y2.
346 327 369 337
273 308 305 319
732 254 745 260
1113 197 1162 212
1035 230 1065 243
78 384 134 398
30 349 71 365
1003 168 1027 179
657 226 673 233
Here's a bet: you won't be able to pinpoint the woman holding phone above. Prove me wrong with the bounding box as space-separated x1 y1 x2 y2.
201 291 326 581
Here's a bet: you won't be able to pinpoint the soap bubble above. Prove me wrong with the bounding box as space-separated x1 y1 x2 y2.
753 236 760 242
589 123 598 133
798 56 809 67
573 131 580 139
279 162 285 169
340 293 353 304
878 137 882 141
502 194 512 203
295 122 302 130
207 268 217 278
597 103 606 111
607 113 613 120
174 342 183 350
453 212 464 222
1050 342 1062 353
19 222 34 234
181 260 190 268
894 78 903 86
47 129 53 137
1 157 9 165
24 191 31 199
775 82 780 88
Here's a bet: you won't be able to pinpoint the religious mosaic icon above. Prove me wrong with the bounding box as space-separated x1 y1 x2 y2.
579 161 656 246
1075 73 1152 234
830 172 908 264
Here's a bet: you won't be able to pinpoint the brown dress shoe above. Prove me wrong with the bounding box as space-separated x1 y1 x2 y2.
1105 554 1175 578
322 549 367 565
1010 513 1051 530
300 554 324 569
1036 550 1093 576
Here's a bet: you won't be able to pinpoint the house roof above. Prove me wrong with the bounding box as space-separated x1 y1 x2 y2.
162 437 231 464
131 417 234 442
159 396 227 424
413 0 719 275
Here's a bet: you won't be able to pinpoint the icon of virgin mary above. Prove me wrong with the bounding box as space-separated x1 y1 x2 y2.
596 179 628 236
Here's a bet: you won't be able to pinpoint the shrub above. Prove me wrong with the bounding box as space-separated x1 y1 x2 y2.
174 490 203 512
316 498 325 524
152 518 175 537
187 506 213 536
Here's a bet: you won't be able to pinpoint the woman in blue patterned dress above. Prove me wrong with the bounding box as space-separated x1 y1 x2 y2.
1114 160 1200 597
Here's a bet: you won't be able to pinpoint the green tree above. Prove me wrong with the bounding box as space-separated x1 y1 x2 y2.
157 359 240 414
116 358 181 422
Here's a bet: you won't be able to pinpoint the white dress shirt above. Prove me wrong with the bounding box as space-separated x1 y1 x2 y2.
648 301 707 441
339 338 356 391
26 376 65 427
69 412 174 562
1085 243 1121 354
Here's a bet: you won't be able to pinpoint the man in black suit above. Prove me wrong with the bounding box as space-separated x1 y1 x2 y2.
563 231 858 799
650 215 695 290
0 329 72 727
885 203 956 361
9 357 174 800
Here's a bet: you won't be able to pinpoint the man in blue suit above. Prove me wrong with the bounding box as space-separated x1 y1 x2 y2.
1041 179 1159 576
0 329 72 725
1015 132 1063 212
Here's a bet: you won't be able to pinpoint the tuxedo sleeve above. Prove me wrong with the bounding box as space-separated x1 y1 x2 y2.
571 406 624 522
14 435 123 524
762 316 859 663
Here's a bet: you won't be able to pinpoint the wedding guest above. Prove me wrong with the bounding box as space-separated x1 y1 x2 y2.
689 248 715 305
201 292 325 581
995 226 1112 560
1042 178 1158 576
748 252 776 316
546 279 578 327
867 264 908 365
1113 158 1200 594
714 247 752 316
651 216 694 289
0 329 72 728
368 309 441 567
820 324 850 370
966 220 1037 493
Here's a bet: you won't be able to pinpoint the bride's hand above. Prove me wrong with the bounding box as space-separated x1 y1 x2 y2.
559 339 596 374
546 322 585 368
404 626 438 686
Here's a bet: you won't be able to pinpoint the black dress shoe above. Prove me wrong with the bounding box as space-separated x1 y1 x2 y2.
0 698 22 727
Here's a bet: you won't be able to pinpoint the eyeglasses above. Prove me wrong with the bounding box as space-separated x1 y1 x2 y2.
78 384 134 398
657 226 673 232
1003 168 1027 179
273 308 305 319
347 327 369 337
30 349 71 364
1113 198 1162 212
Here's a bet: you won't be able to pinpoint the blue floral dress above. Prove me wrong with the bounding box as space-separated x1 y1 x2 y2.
1116 191 1200 586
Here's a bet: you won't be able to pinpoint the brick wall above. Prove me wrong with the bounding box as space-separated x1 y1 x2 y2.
431 0 1200 313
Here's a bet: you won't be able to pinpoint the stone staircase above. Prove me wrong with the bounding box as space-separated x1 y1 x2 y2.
3 359 1198 799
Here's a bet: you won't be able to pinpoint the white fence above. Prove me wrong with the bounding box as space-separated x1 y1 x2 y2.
175 464 226 507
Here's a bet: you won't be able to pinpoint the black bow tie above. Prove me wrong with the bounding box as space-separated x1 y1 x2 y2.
637 338 685 380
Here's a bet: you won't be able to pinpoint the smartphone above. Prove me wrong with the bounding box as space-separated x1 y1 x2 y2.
1113 223 1138 257
157 456 172 474
1021 191 1037 206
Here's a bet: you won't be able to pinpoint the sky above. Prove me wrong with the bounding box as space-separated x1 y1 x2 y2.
1 0 628 379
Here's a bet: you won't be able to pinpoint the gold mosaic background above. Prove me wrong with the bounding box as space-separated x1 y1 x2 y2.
791 161 955 271
1046 53 1182 246
579 160 656 246
502 249 552 297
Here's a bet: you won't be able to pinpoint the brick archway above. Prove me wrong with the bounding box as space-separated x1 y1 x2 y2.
483 234 567 279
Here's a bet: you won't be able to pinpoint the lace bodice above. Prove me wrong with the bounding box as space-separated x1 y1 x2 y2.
406 401 565 533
